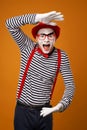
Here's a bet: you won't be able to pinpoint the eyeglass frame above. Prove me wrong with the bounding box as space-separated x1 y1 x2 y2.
36 32 56 40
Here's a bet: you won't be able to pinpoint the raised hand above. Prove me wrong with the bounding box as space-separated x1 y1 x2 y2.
35 11 64 23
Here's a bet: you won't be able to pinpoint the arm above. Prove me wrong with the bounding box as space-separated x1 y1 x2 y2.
5 14 36 51
40 51 75 117
5 11 63 51
59 51 75 110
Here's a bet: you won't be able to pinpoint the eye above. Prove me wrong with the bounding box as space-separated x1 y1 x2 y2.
49 34 53 37
39 34 45 39
40 34 45 38
48 34 54 39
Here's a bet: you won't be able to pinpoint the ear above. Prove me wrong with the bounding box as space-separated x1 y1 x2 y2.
36 36 38 41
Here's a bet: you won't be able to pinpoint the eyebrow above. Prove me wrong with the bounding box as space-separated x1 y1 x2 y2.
39 32 54 35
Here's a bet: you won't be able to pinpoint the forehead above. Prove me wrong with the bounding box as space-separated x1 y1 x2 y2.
37 28 54 34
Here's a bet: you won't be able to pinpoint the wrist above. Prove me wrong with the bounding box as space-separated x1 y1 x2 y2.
35 14 41 23
54 103 64 112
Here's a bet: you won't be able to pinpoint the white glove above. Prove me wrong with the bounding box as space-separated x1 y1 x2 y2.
40 103 63 117
35 11 64 23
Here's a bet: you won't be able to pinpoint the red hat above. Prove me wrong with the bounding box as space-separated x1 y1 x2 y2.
32 22 60 39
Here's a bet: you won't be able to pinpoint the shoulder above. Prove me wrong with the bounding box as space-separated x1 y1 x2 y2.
55 48 69 58
55 48 70 67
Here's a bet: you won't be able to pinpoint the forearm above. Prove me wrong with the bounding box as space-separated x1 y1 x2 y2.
5 14 36 51
60 51 75 111
5 14 36 30
59 79 75 111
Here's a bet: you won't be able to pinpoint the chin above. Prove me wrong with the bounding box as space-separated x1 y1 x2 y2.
42 48 53 54
43 50 50 54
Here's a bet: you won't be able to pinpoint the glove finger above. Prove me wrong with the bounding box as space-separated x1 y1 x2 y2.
45 14 63 22
43 11 57 19
51 15 64 21
40 110 46 116
40 112 43 116
54 17 64 21
55 14 64 18
47 13 62 19
40 110 43 116
41 111 47 117
58 18 64 21
48 14 64 20
45 12 61 20
48 12 62 18
48 11 62 16
46 11 57 16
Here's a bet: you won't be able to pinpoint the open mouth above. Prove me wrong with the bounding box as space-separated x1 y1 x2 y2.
43 44 50 51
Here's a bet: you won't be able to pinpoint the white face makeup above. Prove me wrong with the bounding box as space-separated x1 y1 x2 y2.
36 28 56 54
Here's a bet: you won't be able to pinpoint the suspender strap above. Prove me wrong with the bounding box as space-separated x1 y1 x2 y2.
18 46 36 99
18 47 61 99
50 49 61 99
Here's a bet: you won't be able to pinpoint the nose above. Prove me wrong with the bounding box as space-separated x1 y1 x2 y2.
44 36 49 41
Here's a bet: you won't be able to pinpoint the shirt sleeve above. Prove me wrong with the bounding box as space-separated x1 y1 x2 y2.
59 50 75 111
5 14 36 52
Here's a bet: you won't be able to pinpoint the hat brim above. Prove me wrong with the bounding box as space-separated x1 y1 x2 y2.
32 23 60 39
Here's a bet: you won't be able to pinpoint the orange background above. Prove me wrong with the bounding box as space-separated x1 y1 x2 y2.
0 0 87 130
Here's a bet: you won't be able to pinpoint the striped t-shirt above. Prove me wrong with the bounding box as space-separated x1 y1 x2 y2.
6 14 75 111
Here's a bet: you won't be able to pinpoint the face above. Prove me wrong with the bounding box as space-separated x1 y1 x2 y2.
36 28 56 54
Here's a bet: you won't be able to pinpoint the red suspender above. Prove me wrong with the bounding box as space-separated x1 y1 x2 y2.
18 48 61 99
50 49 61 99
17 46 36 99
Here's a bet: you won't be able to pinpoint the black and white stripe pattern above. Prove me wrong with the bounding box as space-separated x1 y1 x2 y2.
6 14 75 111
